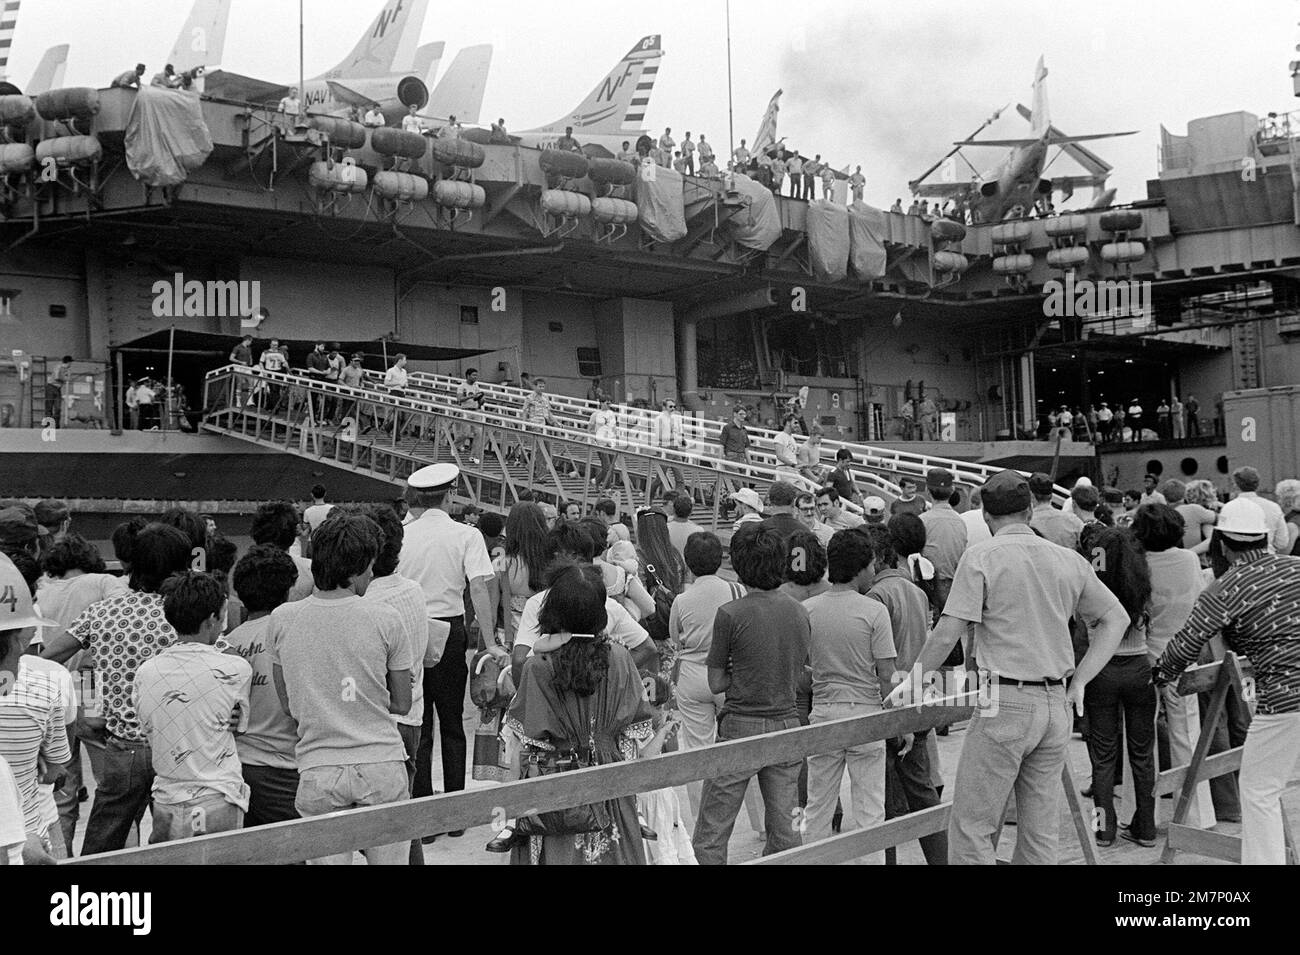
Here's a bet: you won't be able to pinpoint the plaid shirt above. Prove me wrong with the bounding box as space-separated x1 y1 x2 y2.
521 392 553 426
1156 552 1300 714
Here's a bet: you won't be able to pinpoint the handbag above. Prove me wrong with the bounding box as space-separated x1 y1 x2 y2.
640 562 677 644
514 715 617 837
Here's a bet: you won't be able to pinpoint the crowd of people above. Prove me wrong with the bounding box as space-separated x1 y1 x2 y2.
3 446 1298 865
1041 395 1214 444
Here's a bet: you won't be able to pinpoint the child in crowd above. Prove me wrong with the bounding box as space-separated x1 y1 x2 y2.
135 571 251 842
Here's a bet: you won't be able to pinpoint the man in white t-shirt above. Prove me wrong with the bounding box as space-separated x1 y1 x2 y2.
773 415 799 478
354 503 433 865
278 88 301 116
303 485 333 533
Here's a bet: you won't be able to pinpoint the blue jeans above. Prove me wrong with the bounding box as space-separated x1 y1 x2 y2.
241 763 301 828
296 761 409 865
150 793 244 843
81 735 153 856
948 685 1071 865
692 712 803 865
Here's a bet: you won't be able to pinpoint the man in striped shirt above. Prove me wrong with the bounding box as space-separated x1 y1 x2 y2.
1155 497 1300 865
0 560 69 858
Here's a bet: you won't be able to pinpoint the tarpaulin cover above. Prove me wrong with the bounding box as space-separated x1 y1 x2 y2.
726 173 782 251
634 161 687 243
124 85 214 188
848 201 888 281
806 199 850 283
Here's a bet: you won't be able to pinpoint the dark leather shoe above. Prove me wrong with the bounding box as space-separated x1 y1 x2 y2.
421 834 438 845
1120 829 1157 848
485 827 521 853
447 829 465 837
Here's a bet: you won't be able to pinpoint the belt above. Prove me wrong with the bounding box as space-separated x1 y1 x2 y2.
994 676 1067 688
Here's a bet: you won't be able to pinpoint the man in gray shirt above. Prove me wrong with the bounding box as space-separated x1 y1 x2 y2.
890 470 1128 865
1028 472 1084 551
271 512 413 864
919 468 967 611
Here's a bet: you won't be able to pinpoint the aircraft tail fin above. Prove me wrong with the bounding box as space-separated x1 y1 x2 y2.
27 44 68 95
532 34 662 134
0 0 19 81
325 0 430 78
752 89 782 156
166 0 232 74
411 41 445 87
1030 56 1049 138
427 44 493 124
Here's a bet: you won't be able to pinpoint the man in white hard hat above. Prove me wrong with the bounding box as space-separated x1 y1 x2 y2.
0 558 66 863
1156 496 1300 864
396 464 495 839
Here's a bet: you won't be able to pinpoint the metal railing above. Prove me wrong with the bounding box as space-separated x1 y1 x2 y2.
394 370 1070 500
200 366 887 525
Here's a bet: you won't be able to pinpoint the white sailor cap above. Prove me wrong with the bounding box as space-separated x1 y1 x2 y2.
407 463 459 491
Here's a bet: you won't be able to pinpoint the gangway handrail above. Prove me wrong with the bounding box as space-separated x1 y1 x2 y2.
397 369 1071 500
202 366 898 516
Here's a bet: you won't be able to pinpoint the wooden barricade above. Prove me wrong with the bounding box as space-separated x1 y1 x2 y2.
65 698 976 866
1160 654 1297 864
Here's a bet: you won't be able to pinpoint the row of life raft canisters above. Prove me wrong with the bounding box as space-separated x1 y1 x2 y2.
537 150 638 223
929 210 1146 276
0 88 103 174
305 116 488 208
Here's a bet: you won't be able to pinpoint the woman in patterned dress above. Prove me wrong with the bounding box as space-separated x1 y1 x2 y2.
505 563 654 865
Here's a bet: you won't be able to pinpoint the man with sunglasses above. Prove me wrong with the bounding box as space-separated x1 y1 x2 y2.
652 398 687 499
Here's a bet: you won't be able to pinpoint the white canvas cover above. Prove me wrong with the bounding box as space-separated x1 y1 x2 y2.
635 161 687 243
124 85 214 188
806 199 850 283
848 201 888 281
726 173 782 251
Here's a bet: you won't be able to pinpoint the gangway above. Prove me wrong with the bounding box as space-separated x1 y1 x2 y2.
391 370 1071 501
200 366 897 528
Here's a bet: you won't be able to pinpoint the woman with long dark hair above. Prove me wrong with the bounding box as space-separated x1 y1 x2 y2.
1079 524 1157 847
497 502 551 648
506 562 657 865
634 507 686 680
635 507 686 595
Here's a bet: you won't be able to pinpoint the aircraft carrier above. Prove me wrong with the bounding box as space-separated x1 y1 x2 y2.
3 2 1300 533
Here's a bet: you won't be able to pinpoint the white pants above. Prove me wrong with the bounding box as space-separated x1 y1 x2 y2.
1158 680 1215 829
804 701 886 863
1239 711 1300 865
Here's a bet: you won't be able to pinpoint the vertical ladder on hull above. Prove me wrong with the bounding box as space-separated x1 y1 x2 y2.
29 356 48 428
